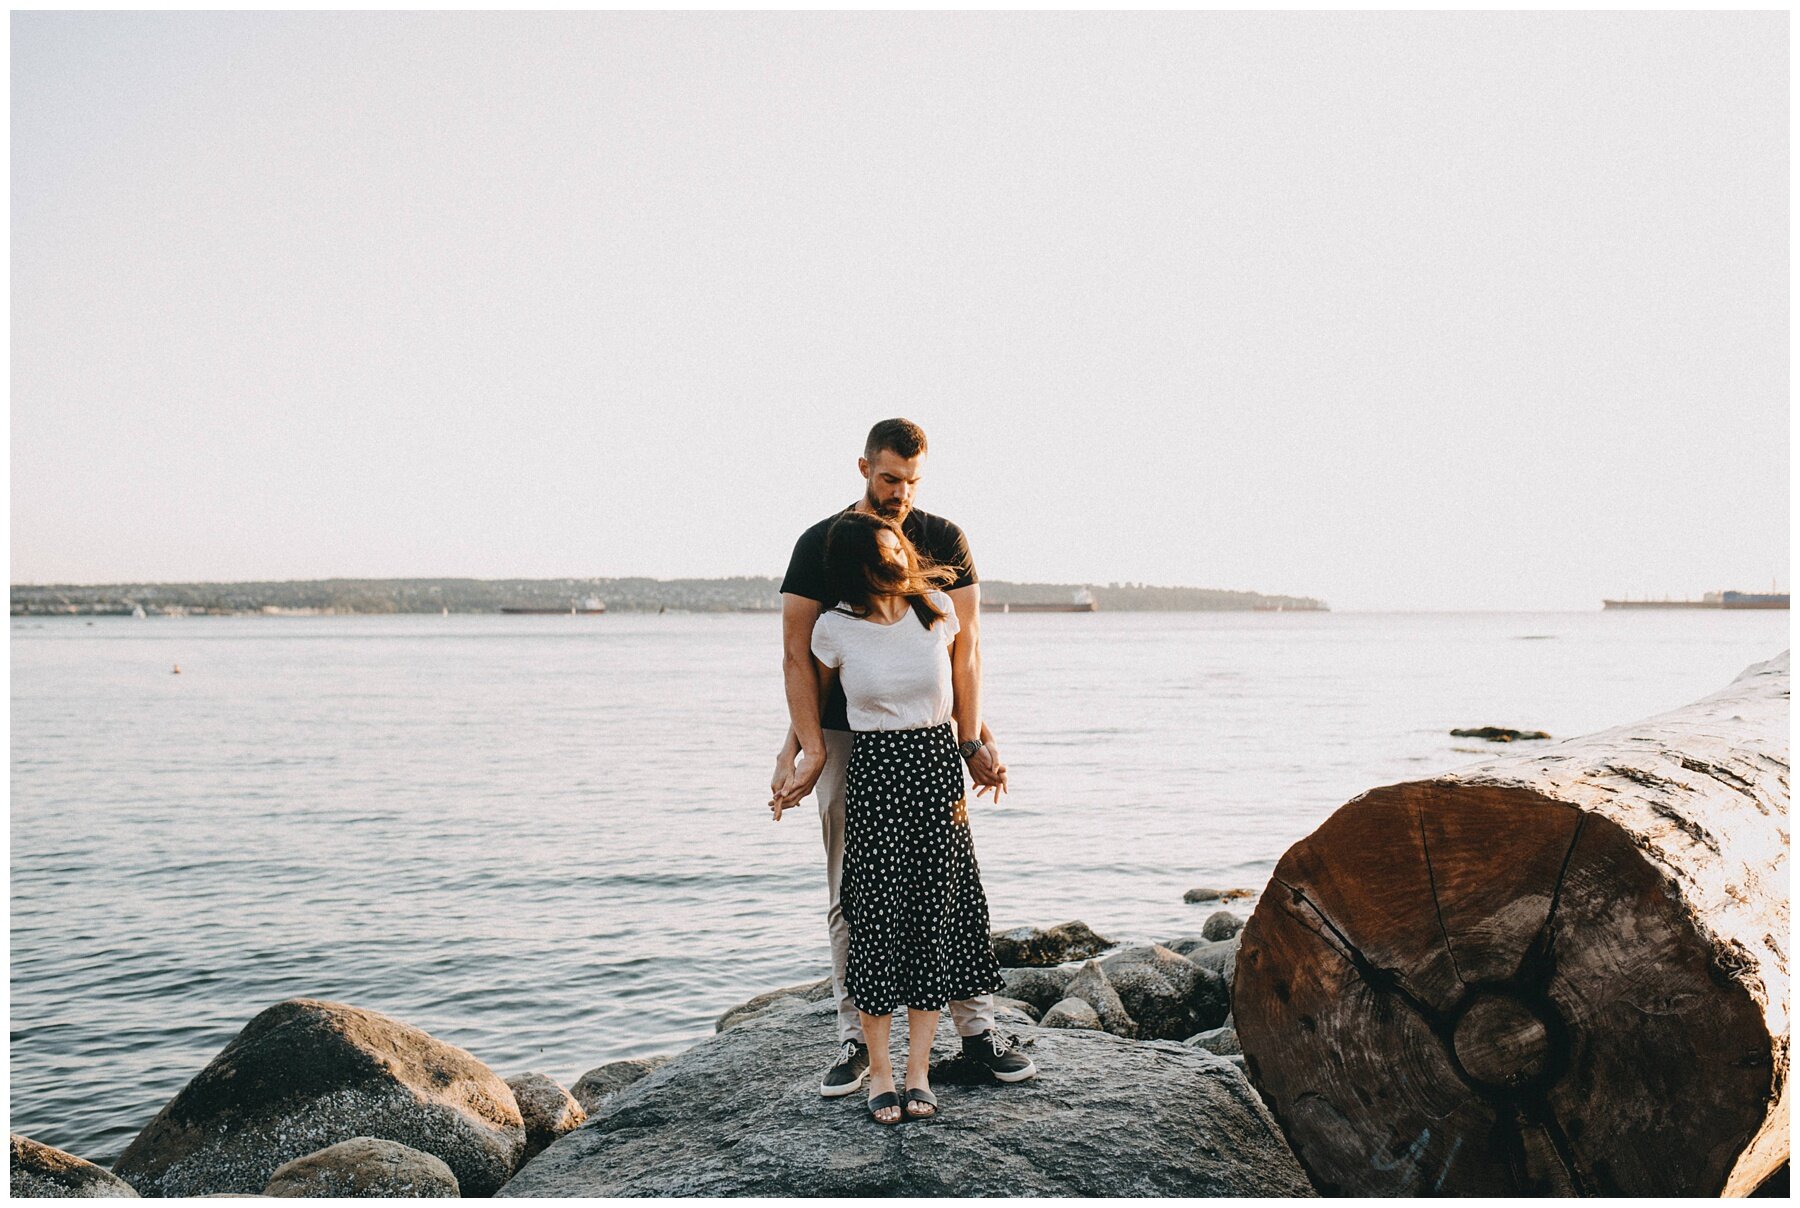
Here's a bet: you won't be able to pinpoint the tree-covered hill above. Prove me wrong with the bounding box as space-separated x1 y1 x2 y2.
11 576 1325 615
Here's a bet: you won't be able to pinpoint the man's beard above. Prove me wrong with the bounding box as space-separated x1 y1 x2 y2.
866 491 908 520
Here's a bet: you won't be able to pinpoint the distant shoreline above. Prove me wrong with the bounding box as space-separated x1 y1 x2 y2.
9 576 1328 617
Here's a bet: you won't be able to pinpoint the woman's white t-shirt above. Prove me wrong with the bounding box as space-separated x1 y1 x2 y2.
809 591 961 731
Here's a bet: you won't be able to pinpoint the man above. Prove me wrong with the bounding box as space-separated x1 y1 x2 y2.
770 418 1036 1097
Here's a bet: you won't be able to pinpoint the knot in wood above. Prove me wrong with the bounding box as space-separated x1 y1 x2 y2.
1452 994 1551 1089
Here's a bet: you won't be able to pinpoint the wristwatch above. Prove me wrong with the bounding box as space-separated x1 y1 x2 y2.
958 739 984 760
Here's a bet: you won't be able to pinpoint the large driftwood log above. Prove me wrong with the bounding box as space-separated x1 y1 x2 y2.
1236 652 1789 1196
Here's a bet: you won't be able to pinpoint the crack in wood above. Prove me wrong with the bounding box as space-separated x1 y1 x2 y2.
1417 803 1467 987
1674 755 1774 815
1273 875 1443 1027
1523 1101 1594 1195
1604 762 1687 792
1514 814 1586 984
1649 800 1721 851
1273 880 1361 970
1498 814 1598 1194
1496 1107 1531 1191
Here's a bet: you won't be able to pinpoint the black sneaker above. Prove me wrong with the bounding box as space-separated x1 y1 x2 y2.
820 1039 870 1098
961 1030 1037 1083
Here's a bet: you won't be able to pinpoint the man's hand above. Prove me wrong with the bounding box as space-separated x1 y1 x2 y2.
966 737 1008 801
770 750 797 811
770 745 828 820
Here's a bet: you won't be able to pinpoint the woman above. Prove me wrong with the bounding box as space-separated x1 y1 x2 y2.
804 510 1008 1125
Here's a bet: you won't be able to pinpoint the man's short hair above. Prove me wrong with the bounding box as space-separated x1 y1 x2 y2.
865 418 928 461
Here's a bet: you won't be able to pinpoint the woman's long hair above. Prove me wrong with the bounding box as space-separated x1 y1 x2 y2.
823 511 957 629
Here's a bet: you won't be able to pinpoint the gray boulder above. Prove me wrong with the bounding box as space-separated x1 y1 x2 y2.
1177 936 1241 989
716 979 833 1032
569 1057 672 1115
503 1074 585 1162
261 1137 458 1198
988 921 1111 967
1193 966 1232 1029
496 996 1313 1197
1185 1025 1243 1057
11 1133 140 1198
1202 911 1245 942
998 966 1075 1015
1097 945 1226 1040
1038 997 1102 1031
110 998 525 1198
1065 960 1137 1039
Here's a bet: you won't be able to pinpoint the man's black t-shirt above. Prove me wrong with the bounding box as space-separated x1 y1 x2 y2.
780 505 978 732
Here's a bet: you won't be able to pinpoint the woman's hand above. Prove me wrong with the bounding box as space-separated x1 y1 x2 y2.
770 745 828 819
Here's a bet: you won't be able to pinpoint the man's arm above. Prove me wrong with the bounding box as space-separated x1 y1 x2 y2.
947 584 1005 792
773 657 838 817
775 592 826 791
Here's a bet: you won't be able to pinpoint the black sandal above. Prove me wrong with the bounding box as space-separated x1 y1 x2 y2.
903 1087 939 1120
867 1090 903 1126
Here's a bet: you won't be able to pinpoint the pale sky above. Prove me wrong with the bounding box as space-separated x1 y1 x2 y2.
11 11 1788 610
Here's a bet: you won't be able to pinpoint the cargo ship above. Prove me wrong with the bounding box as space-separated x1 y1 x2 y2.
1602 597 1717 609
1602 590 1788 611
982 588 1097 614
981 600 1099 614
500 596 607 615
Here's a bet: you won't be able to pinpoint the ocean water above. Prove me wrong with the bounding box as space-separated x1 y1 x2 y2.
9 608 1788 1164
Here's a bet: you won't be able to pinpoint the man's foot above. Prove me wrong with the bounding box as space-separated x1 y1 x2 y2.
821 1039 870 1098
867 1071 902 1125
961 1030 1037 1082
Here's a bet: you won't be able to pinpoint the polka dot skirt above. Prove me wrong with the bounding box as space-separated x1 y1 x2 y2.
840 722 1006 1016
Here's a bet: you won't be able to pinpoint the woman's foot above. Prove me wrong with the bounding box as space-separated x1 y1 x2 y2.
903 1067 937 1119
867 1072 902 1125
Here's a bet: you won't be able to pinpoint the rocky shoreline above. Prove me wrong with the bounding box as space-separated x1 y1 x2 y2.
13 895 1308 1198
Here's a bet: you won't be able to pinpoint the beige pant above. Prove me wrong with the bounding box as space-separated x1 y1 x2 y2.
818 727 997 1044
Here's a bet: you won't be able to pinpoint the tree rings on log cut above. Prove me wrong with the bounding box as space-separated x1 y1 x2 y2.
1238 783 1781 1195
1453 994 1552 1089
